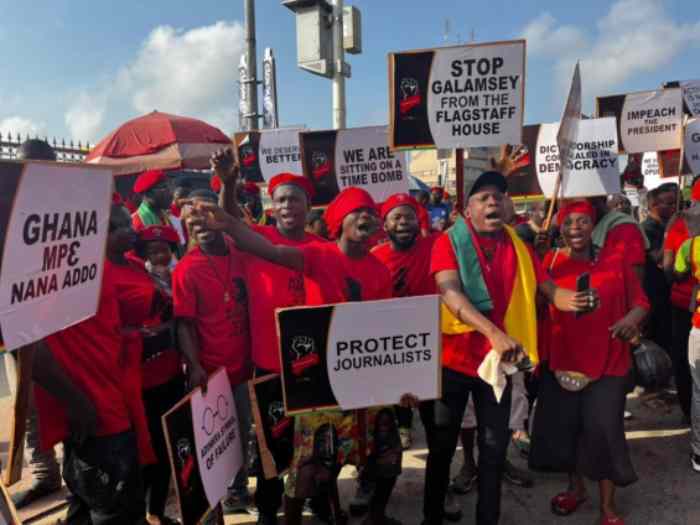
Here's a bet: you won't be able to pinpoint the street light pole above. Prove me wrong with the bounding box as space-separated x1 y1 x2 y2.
330 0 346 129
244 0 259 131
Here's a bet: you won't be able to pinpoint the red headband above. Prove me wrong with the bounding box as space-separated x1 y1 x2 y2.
267 172 315 200
133 169 167 194
324 187 377 240
380 193 419 221
557 200 596 225
138 225 180 244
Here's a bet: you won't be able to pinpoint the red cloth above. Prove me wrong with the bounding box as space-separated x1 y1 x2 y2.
693 179 700 202
134 169 166 194
430 229 547 377
210 175 222 193
665 216 694 309
242 181 261 195
302 242 392 305
267 173 315 200
170 202 181 218
110 256 181 390
245 226 324 372
542 249 649 378
372 234 439 297
138 224 180 244
34 262 155 464
125 198 138 214
417 205 430 233
380 193 419 221
598 223 646 272
172 236 251 385
323 187 377 240
557 200 596 225
113 192 123 205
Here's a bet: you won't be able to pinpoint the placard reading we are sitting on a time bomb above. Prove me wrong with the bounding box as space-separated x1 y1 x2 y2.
0 161 112 352
388 39 526 150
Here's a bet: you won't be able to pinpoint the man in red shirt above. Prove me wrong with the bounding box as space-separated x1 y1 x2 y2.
662 177 700 421
210 149 324 524
426 171 593 525
190 187 404 525
173 188 253 512
131 169 186 248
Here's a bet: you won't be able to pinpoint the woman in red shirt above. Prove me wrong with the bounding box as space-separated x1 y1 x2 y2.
107 213 184 525
529 201 649 525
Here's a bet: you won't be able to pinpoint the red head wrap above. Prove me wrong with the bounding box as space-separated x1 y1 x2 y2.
267 173 315 200
380 193 419 221
692 178 700 202
133 169 167 194
138 225 180 244
557 200 596 225
210 175 222 193
323 187 377 240
431 186 442 193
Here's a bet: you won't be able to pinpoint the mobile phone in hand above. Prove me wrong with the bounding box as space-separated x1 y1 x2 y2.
575 272 590 319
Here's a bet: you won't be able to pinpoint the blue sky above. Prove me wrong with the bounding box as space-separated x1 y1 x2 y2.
1 0 698 145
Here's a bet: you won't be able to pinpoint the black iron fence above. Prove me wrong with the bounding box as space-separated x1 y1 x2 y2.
0 132 90 162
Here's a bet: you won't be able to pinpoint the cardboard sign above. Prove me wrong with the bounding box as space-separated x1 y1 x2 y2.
681 80 700 116
389 40 526 149
234 128 303 183
0 161 112 352
276 295 441 414
300 126 409 205
248 374 294 480
597 89 683 153
0 481 19 525
508 118 620 198
640 152 679 189
687 117 700 175
163 369 243 525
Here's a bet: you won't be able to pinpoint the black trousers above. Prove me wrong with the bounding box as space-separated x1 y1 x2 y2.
419 368 512 525
395 406 414 429
63 431 146 525
671 307 692 417
142 375 185 517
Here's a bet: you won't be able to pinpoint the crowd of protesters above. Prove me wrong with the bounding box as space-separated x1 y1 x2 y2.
6 138 699 525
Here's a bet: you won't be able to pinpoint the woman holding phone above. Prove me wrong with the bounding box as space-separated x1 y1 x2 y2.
529 200 649 525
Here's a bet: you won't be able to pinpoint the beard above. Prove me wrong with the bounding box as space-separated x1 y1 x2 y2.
388 230 418 250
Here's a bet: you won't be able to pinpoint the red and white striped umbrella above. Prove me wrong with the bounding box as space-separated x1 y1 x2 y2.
86 111 232 175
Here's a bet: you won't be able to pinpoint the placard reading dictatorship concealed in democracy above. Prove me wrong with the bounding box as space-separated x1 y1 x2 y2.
0 161 112 352
276 295 441 414
508 118 620 198
299 125 409 205
234 128 303 183
597 89 683 154
389 39 525 149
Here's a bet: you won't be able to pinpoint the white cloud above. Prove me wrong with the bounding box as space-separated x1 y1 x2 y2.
0 116 47 138
63 20 245 143
522 0 700 100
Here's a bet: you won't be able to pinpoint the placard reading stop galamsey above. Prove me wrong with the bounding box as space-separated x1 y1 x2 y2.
0 161 112 352
275 295 441 414
388 39 526 150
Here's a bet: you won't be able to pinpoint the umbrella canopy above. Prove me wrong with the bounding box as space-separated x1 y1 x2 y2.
86 111 232 176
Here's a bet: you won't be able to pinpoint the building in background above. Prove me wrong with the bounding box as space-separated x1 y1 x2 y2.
409 147 496 195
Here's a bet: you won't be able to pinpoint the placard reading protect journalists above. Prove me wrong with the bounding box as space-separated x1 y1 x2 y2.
389 40 525 149
0 161 112 351
597 89 683 154
300 126 409 206
276 295 441 414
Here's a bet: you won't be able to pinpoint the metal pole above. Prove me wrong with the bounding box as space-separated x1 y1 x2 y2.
330 0 346 129
456 148 465 211
244 0 259 131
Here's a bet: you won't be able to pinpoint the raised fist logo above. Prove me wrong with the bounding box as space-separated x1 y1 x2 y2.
291 336 315 359
290 335 320 376
399 77 421 116
268 401 285 425
241 145 257 167
268 400 292 437
311 151 330 181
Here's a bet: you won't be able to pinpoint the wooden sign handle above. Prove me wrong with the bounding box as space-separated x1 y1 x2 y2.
3 346 35 487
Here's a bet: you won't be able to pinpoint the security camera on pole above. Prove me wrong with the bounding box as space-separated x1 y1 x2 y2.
282 0 362 130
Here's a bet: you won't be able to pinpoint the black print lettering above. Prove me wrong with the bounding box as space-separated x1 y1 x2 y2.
23 210 98 246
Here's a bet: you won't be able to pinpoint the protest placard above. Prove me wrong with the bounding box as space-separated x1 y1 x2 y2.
388 40 525 149
233 128 303 183
0 481 19 525
597 89 683 153
163 369 242 525
508 118 619 198
248 374 294 480
0 161 112 352
681 80 700 117
276 295 441 414
640 152 678 189
299 125 409 205
686 117 700 176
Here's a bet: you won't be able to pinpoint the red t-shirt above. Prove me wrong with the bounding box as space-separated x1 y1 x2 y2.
430 229 547 377
598 223 646 271
110 256 181 390
245 225 324 372
172 236 251 385
542 249 649 378
665 216 694 309
371 234 439 297
302 242 392 305
417 205 430 234
34 262 152 463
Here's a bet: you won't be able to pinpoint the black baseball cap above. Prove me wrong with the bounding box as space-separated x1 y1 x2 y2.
467 171 507 198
